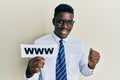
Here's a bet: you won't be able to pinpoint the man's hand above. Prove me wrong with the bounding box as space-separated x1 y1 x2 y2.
26 56 45 78
88 48 100 69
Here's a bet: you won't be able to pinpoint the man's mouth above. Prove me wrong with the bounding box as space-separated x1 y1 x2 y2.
61 29 68 35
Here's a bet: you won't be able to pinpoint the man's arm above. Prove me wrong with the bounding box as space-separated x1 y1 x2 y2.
79 44 100 76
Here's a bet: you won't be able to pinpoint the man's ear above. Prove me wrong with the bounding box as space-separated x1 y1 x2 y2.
52 18 55 26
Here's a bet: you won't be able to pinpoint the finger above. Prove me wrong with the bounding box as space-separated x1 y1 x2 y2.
37 64 44 68
93 57 100 62
31 63 43 73
89 48 93 61
29 59 45 70
29 56 45 64
32 59 45 69
35 67 41 73
34 62 44 68
91 50 100 60
28 59 45 74
91 58 99 64
33 58 45 65
89 48 93 52
39 61 45 65
95 53 100 59
90 55 100 63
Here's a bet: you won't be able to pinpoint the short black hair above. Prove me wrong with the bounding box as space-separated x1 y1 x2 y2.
54 4 74 18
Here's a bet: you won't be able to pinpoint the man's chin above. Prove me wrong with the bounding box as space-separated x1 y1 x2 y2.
54 31 69 39
61 34 68 39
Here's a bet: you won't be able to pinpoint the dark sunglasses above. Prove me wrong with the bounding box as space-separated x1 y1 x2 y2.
55 18 75 27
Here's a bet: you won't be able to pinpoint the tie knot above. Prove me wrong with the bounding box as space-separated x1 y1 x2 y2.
59 39 63 43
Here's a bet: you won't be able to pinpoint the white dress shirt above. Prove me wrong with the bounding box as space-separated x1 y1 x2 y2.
24 33 94 80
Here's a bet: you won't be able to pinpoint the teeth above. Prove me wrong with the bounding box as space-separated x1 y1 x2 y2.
62 30 67 34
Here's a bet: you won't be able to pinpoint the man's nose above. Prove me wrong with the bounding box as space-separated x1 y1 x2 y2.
62 22 68 28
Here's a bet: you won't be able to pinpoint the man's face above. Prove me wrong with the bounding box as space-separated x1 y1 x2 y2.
53 12 74 39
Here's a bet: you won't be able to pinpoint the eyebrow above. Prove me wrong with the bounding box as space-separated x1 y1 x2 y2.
55 18 74 21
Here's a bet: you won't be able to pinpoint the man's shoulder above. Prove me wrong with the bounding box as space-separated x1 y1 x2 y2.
69 36 83 44
69 36 87 50
34 34 52 44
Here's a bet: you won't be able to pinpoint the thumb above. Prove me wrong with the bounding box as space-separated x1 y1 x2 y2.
89 48 93 61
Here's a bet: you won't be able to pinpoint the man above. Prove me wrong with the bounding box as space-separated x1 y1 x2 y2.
25 4 100 80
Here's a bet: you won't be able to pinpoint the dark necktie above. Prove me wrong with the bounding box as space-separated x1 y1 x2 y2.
56 39 67 80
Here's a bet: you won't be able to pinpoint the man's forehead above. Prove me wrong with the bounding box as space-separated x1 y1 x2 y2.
57 12 74 19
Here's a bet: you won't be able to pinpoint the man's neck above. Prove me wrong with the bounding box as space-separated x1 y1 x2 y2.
54 31 63 39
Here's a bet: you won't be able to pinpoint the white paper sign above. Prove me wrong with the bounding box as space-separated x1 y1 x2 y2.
20 44 58 58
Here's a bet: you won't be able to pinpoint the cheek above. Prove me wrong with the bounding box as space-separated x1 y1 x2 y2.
67 26 73 31
55 24 62 28
69 26 73 29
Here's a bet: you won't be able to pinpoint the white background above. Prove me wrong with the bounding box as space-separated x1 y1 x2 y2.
0 0 120 80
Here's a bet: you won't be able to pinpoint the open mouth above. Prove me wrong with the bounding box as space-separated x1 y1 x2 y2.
61 29 68 35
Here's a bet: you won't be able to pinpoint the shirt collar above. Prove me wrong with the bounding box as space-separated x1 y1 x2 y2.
52 32 70 43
